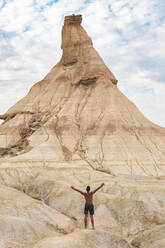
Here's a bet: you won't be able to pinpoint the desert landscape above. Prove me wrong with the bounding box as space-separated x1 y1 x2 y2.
0 14 165 248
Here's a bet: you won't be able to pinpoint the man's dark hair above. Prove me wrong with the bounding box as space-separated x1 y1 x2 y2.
86 186 90 192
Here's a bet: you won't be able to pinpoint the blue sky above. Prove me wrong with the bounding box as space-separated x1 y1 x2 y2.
0 0 165 126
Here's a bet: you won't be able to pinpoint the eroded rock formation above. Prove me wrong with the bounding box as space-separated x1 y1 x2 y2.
0 14 165 248
0 14 164 176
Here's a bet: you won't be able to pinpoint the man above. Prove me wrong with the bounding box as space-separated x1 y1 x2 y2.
71 183 104 229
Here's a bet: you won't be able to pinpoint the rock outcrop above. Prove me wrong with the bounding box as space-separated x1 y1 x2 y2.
34 229 132 248
0 14 165 248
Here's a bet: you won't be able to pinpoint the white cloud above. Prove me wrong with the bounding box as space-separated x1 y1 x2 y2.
0 0 165 126
0 0 35 32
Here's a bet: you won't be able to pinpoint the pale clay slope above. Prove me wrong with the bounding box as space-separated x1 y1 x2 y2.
0 166 165 247
0 14 165 248
33 229 132 248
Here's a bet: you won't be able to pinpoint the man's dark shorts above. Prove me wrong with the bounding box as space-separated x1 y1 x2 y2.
84 202 94 215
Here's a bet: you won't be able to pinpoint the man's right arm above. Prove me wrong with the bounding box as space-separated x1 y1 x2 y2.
71 186 85 195
92 183 104 194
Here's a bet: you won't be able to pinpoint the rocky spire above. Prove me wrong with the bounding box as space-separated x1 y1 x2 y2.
61 14 93 66
60 14 117 84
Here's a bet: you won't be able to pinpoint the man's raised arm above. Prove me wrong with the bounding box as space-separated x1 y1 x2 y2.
92 183 104 194
71 186 85 195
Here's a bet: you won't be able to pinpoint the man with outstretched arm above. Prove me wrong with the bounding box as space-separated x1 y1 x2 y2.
71 183 104 229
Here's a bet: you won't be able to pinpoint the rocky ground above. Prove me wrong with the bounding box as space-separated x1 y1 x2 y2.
0 164 165 247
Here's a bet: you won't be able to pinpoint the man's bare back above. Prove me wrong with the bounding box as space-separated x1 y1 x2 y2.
71 183 104 229
83 192 93 203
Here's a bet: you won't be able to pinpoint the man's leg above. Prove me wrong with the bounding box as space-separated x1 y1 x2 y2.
84 214 88 229
90 215 94 230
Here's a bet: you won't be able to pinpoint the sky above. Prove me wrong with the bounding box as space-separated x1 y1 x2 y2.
0 0 165 126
